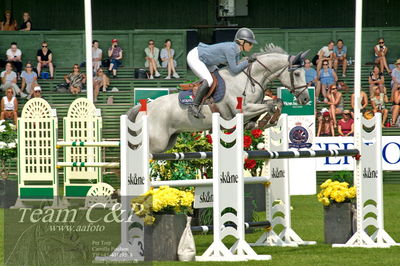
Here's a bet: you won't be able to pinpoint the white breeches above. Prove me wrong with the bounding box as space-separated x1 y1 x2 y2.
187 47 213 87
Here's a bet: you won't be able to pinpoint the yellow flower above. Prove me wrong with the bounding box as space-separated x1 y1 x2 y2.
324 187 333 198
348 186 356 198
320 179 332 189
143 214 155 225
321 197 330 206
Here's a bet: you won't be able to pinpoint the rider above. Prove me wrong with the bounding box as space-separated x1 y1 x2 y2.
186 27 257 118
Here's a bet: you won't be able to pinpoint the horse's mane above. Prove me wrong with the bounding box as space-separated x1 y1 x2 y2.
259 43 288 55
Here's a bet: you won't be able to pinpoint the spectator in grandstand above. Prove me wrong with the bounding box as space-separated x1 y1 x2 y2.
108 39 123 78
390 59 400 102
160 39 179 79
338 110 354 136
316 40 335 73
317 111 335 137
374 38 391 75
145 40 161 79
1 62 26 97
32 86 42 98
0 87 18 126
391 89 400 127
19 12 32 31
64 64 86 95
92 40 102 72
324 84 343 128
263 88 277 101
21 62 38 99
369 65 386 98
0 10 17 31
351 90 368 117
303 59 317 87
36 41 54 79
370 85 388 127
317 60 337 102
333 39 347 77
6 42 23 78
93 68 110 103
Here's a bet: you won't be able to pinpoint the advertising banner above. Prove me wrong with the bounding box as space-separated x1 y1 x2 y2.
134 88 171 105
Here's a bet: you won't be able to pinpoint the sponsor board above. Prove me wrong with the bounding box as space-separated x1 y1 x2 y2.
133 88 171 105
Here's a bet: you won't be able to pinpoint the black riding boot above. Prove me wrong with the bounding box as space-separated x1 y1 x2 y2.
188 80 209 119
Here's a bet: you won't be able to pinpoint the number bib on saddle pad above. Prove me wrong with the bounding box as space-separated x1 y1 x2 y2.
178 70 226 105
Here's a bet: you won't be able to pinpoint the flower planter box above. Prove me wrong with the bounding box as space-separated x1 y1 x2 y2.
245 183 266 212
144 213 187 261
324 202 353 244
0 179 17 208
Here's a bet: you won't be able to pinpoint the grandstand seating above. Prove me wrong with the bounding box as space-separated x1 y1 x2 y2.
2 28 400 185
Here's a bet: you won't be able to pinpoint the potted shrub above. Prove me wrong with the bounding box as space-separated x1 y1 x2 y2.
131 186 194 261
317 172 356 244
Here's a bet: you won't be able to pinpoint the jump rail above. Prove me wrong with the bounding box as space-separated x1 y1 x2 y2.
56 141 120 148
191 221 271 233
149 149 360 161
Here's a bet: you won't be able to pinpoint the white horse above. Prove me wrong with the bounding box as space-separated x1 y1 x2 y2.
127 45 310 153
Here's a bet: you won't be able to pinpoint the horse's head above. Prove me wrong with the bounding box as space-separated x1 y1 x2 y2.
278 50 310 105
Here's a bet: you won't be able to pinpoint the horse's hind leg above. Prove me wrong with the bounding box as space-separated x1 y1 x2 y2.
149 133 177 153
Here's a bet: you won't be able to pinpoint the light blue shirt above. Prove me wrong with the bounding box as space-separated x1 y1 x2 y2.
391 68 400 84
333 45 347 57
197 42 248 74
21 71 37 84
304 68 317 84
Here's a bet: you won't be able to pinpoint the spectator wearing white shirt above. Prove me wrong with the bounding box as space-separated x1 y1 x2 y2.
6 42 22 79
92 40 102 72
0 87 18 126
1 62 26 98
160 39 180 79
316 40 335 73
21 62 38 99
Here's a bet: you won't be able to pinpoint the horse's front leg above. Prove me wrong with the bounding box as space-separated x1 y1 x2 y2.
243 99 283 130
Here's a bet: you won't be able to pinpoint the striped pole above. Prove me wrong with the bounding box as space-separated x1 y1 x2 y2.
57 162 120 168
150 152 212 160
57 141 120 148
151 176 269 188
149 149 359 161
245 149 359 160
191 221 271 233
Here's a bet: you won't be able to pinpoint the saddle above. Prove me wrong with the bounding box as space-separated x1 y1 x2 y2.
178 71 226 111
179 73 218 103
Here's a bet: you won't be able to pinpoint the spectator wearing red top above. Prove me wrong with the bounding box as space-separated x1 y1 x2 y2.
338 110 354 136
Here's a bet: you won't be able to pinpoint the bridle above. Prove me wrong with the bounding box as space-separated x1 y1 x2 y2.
242 55 308 98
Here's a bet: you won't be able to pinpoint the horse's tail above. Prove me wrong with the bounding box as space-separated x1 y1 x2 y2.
126 104 141 122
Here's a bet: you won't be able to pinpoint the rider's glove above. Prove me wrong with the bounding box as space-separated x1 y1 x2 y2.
248 54 257 63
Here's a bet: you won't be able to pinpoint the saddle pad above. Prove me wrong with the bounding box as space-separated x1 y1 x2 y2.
178 71 226 105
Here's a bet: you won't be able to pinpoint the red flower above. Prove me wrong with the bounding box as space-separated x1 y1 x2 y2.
251 129 263 139
243 135 252 148
244 159 257 169
206 134 212 144
195 135 201 140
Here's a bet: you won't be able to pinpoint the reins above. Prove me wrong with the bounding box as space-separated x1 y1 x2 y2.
242 55 308 99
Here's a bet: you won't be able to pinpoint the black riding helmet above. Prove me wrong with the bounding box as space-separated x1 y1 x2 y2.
234 28 257 44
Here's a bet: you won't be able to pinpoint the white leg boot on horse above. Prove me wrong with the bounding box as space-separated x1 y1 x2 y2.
188 80 209 119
